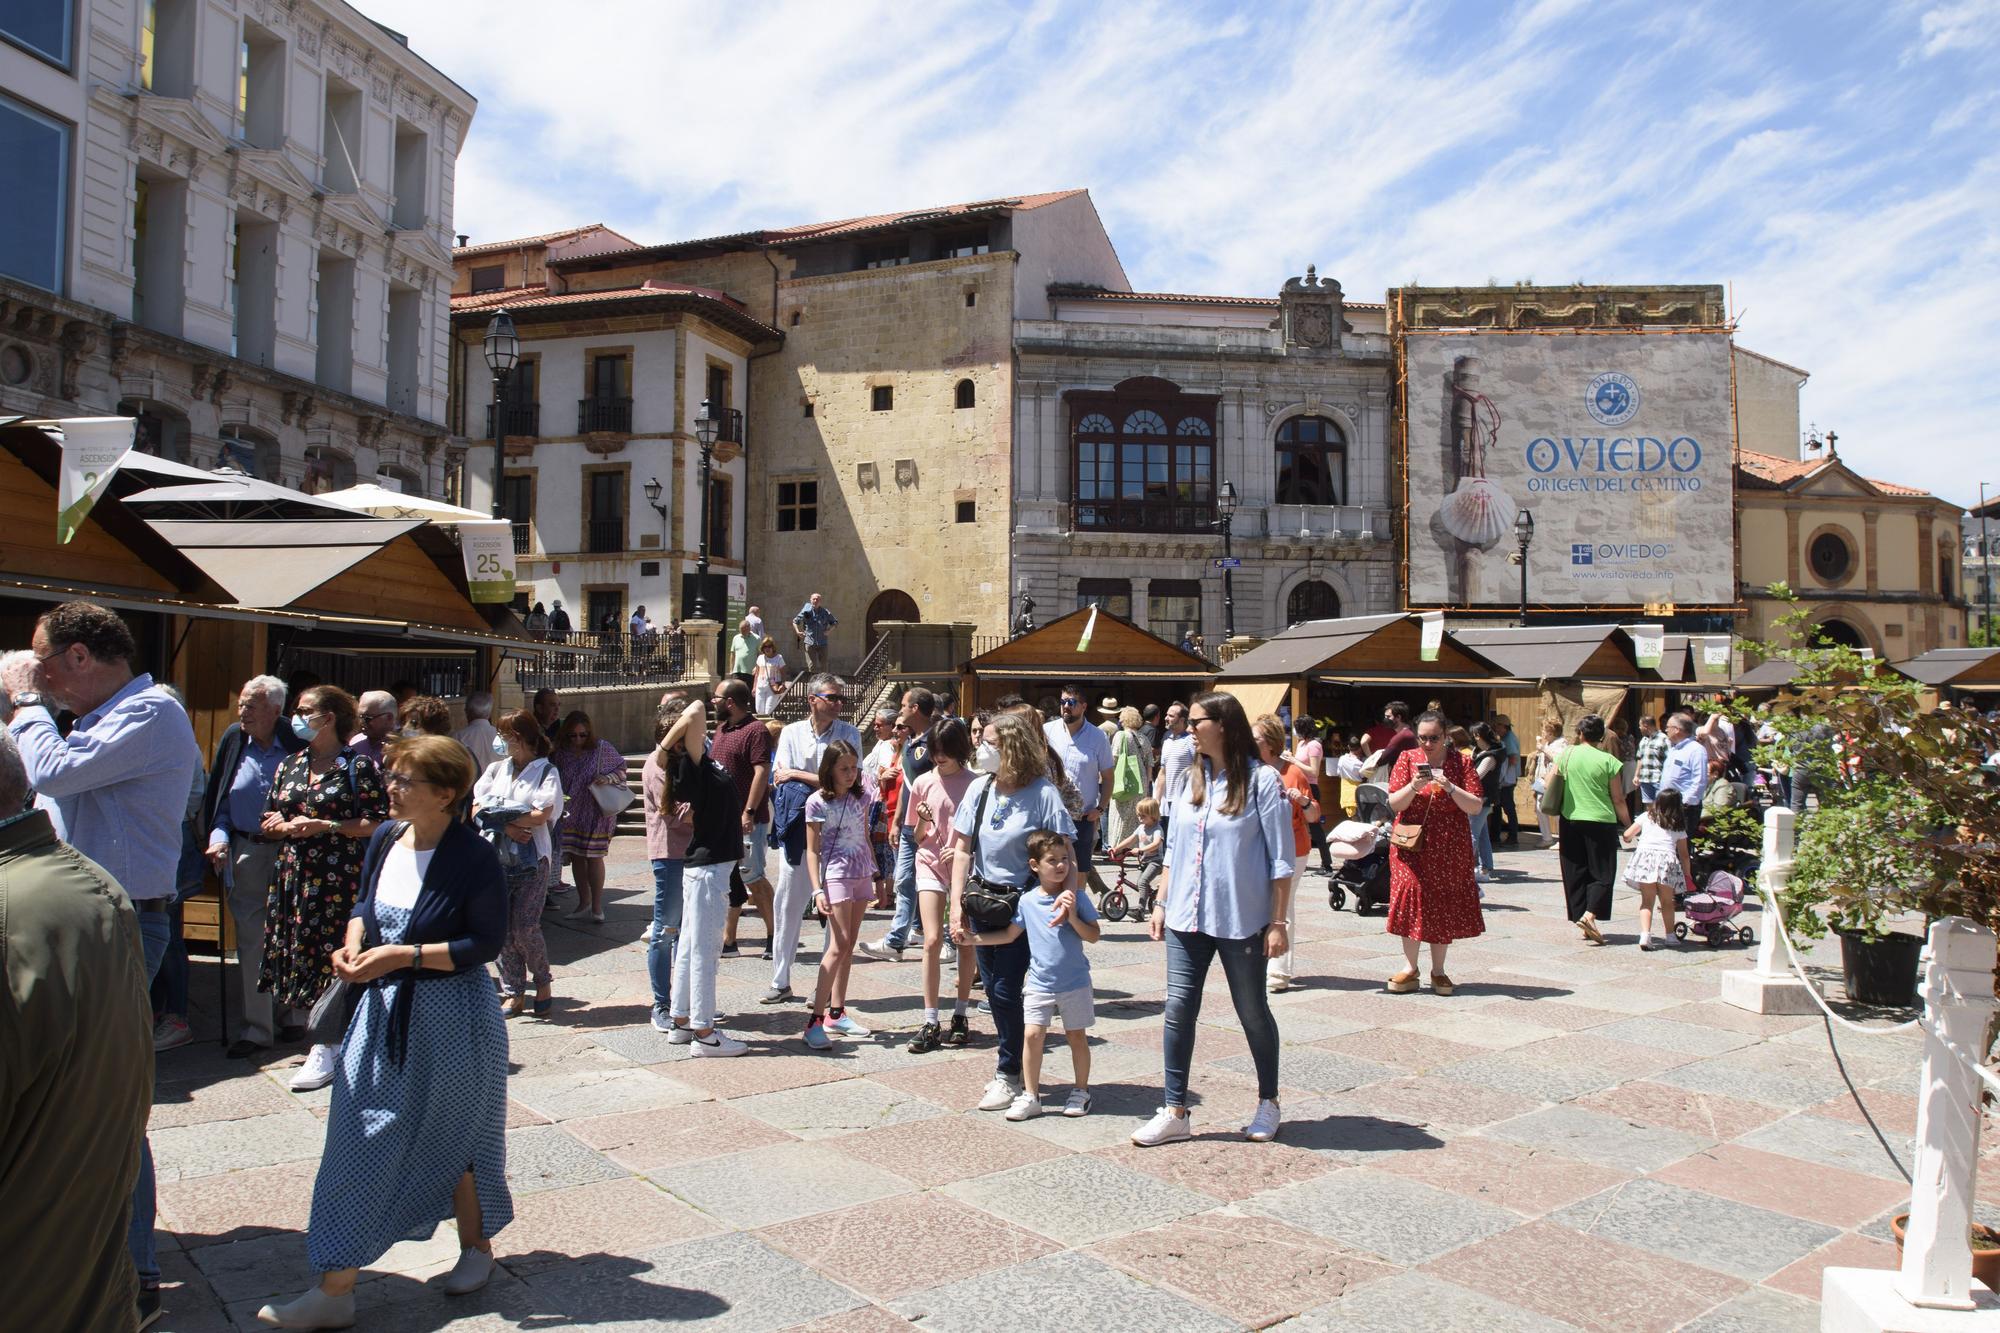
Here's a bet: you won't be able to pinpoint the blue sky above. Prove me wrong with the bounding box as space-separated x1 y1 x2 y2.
378 0 1999 508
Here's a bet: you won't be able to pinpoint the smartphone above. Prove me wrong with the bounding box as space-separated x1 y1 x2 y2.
1416 763 1436 781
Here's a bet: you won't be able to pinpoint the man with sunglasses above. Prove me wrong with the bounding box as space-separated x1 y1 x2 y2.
1044 685 1114 875
763 674 864 1003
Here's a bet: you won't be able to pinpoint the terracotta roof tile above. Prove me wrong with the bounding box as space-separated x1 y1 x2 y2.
451 282 748 314
1736 448 1935 499
453 225 606 258
1867 477 1930 497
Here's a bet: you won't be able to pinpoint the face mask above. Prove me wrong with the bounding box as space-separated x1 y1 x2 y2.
491 734 511 758
976 742 1000 774
291 715 319 742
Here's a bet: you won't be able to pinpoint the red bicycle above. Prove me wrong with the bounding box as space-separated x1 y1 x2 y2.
1097 849 1158 922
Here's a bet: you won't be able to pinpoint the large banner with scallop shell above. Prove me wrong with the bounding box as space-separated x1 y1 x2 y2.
1402 329 1735 609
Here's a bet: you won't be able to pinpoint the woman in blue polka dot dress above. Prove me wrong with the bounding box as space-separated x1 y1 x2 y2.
257 736 512 1330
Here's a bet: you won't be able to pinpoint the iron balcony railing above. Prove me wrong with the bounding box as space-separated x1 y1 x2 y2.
486 402 539 439
586 517 625 553
510 521 532 555
578 395 633 434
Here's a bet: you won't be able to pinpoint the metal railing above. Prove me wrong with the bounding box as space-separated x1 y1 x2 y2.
1071 499 1217 533
578 395 633 434
515 630 689 691
486 402 540 439
276 649 472 699
1215 640 1253 665
713 406 745 447
971 634 1008 657
510 521 532 555
772 633 893 723
586 517 624 553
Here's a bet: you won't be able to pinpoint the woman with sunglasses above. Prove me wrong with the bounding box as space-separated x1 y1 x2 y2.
1383 709 1486 995
1133 691 1293 1147
550 710 626 924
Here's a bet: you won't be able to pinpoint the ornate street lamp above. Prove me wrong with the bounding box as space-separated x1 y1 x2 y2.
481 310 518 520
1217 479 1239 639
1514 507 1535 625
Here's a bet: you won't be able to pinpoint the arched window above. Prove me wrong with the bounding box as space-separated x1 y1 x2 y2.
118 399 191 464
1938 541 1954 601
1276 415 1347 506
866 589 919 651
1812 619 1866 651
954 378 975 409
217 424 280 481
302 445 355 495
1287 580 1340 626
1069 378 1218 533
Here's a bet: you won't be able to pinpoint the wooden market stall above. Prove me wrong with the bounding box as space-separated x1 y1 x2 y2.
958 606 1216 715
1892 648 2000 702
1452 624 1654 741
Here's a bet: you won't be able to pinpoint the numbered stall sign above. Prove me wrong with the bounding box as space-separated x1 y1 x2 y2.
459 520 518 604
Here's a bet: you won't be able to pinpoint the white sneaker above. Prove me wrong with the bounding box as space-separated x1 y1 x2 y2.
1243 1098 1282 1142
1063 1089 1092 1118
690 1031 747 1057
1004 1090 1043 1121
152 1016 192 1052
827 1013 871 1037
641 922 657 944
977 1075 1024 1111
256 1284 355 1328
589 910 606 924
438 1246 494 1296
665 1023 696 1044
289 1043 339 1092
856 939 902 963
1131 1107 1192 1147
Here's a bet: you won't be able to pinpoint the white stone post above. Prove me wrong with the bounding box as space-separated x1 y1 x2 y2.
1721 805 1816 1014
1896 917 1998 1309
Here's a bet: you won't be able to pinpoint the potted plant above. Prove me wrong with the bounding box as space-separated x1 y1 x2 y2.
1777 782 1937 1006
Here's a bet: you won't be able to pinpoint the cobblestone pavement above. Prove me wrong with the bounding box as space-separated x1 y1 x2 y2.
145 836 1985 1331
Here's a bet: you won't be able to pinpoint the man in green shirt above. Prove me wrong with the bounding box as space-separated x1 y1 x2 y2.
729 617 761 677
0 731 155 1329
1556 713 1630 944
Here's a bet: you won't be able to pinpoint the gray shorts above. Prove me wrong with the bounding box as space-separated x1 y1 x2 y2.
1021 984 1094 1030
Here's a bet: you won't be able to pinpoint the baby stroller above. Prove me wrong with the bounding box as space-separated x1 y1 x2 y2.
1675 868 1754 948
1327 783 1393 915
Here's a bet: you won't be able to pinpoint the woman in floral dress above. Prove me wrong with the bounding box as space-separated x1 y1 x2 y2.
551 710 627 924
1383 709 1485 997
261 684 389 1091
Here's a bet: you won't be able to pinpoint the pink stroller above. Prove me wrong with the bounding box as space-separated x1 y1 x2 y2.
1674 869 1755 948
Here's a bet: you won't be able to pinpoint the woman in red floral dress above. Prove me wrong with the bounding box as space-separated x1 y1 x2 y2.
1384 710 1486 996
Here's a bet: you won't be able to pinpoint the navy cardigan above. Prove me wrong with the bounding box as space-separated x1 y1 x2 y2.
349 819 507 1061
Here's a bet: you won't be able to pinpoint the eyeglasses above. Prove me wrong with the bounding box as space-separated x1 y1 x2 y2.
1059 699 1082 710
1417 732 1447 744
382 772 433 790
1189 714 1215 727
815 693 846 703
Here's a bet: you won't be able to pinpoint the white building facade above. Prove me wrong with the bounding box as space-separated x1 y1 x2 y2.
1012 270 1398 643
0 0 472 493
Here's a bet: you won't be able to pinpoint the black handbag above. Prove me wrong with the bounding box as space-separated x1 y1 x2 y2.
959 780 1022 931
306 819 399 1045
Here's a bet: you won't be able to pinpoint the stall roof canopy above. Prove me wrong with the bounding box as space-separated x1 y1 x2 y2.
1216 614 1509 683
1451 624 1646 682
965 607 1214 675
314 483 491 524
1892 648 2000 688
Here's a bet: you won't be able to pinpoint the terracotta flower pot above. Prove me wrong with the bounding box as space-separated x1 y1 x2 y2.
1890 1213 2000 1293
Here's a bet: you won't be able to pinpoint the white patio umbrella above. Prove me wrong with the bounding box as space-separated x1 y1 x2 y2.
313 482 491 524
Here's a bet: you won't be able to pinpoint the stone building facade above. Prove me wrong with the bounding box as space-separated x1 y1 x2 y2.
0 0 472 494
450 191 1129 662
1011 271 1398 644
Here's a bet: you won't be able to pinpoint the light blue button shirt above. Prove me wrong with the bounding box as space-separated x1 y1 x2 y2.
10 673 202 902
213 734 286 846
1661 737 1710 805
1163 758 1293 939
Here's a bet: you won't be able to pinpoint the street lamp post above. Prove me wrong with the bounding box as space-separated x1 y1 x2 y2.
1514 508 1535 625
1217 479 1239 640
481 310 518 520
692 398 718 622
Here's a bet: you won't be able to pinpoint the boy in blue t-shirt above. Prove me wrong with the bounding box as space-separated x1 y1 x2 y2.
970 828 1101 1120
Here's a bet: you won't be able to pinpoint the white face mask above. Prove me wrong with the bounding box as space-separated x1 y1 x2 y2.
976 742 1000 774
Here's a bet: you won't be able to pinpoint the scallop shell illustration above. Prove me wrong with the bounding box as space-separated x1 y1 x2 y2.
1438 478 1518 548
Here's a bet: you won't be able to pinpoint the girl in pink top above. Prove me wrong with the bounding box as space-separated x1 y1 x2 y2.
905 719 979 1053
804 740 873 1049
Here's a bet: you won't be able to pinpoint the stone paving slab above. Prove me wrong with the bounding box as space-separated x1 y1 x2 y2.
136 839 1934 1331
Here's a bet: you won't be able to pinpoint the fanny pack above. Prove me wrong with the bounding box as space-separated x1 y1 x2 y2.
960 779 1023 931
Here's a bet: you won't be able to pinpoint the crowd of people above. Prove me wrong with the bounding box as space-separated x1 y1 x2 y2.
11 593 1991 1329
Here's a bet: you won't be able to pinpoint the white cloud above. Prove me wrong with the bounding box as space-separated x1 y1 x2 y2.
366 0 1996 506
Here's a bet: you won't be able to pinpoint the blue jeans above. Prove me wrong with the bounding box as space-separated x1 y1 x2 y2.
975 934 1031 1078
1470 804 1495 874
131 907 172 1284
886 826 923 950
1638 781 1659 806
646 859 685 1012
150 900 189 1018
1074 815 1098 871
1164 929 1278 1108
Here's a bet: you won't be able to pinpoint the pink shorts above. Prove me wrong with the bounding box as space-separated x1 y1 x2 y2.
821 876 876 906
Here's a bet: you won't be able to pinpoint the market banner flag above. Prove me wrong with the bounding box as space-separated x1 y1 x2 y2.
1418 611 1444 662
458 520 517 604
56 417 137 543
1076 605 1098 653
1701 635 1731 671
1624 624 1664 669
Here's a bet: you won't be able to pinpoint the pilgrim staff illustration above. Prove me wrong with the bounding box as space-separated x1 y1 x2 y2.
1435 354 1518 602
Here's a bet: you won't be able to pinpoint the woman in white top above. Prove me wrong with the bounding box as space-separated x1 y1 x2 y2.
472 710 564 1017
753 636 788 714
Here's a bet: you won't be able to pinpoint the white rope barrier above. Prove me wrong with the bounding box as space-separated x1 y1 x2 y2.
1756 884 1924 1035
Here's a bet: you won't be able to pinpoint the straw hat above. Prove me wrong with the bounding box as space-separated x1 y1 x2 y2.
1098 696 1121 716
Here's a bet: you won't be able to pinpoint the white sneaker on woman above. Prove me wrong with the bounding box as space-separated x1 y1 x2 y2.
977 1075 1024 1111
1131 1107 1192 1146
1004 1090 1043 1121
256 1284 355 1328
289 1043 339 1092
438 1247 494 1296
1243 1099 1282 1142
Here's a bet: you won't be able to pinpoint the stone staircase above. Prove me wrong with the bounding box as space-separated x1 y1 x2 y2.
614 752 647 838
